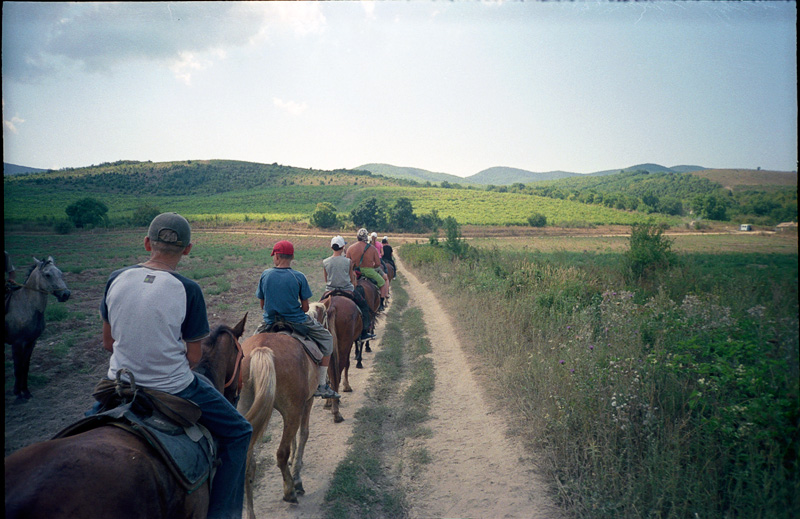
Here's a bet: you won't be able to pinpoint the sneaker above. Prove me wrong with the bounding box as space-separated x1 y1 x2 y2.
360 332 376 340
314 384 340 400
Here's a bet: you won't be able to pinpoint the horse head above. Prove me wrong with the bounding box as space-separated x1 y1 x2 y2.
33 256 71 302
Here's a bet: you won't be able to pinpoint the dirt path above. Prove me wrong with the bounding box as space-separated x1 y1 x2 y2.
247 257 561 518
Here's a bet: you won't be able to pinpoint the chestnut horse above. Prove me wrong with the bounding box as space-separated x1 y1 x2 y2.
4 315 247 519
321 295 363 423
5 256 71 400
236 302 337 516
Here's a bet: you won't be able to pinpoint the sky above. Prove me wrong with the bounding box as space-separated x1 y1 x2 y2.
2 1 797 178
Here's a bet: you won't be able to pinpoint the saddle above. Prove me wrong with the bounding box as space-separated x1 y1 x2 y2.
257 320 324 364
53 374 216 493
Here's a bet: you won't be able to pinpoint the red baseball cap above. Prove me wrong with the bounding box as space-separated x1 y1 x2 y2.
271 240 294 256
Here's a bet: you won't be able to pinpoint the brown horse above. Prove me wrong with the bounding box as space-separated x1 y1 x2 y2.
356 277 381 360
4 315 247 519
236 302 336 515
321 295 363 423
384 261 396 284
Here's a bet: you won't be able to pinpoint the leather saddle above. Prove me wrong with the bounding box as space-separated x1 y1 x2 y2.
53 373 216 493
260 320 323 364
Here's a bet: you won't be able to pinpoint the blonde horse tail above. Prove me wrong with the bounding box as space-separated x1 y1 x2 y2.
241 348 277 446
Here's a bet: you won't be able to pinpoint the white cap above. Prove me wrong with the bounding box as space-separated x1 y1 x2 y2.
370 232 378 238
331 235 346 249
382 236 388 241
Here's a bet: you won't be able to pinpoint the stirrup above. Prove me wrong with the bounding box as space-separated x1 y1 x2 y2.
360 331 376 340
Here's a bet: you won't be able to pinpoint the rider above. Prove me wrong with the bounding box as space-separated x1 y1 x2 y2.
346 228 387 311
322 235 376 341
370 232 391 297
98 212 252 519
381 237 396 274
255 240 340 400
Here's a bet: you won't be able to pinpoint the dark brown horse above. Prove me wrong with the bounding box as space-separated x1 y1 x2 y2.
321 295 363 423
384 261 396 284
4 315 247 519
236 302 335 515
5 256 71 400
356 277 381 360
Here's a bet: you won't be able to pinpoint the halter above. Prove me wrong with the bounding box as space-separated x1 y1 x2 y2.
7 279 53 295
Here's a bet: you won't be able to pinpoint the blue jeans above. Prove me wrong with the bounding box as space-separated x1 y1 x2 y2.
176 375 252 519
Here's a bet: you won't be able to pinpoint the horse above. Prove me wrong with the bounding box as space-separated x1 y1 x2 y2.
384 261 396 284
5 256 71 400
236 302 336 514
4 315 247 519
355 277 381 360
320 294 363 423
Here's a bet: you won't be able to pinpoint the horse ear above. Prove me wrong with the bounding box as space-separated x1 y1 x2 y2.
33 257 42 267
232 313 247 338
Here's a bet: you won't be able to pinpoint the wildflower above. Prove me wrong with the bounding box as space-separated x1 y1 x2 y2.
589 345 594 350
570 369 575 373
559 360 565 364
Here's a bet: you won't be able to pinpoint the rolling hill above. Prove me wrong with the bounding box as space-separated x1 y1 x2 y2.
3 163 47 176
357 162 712 185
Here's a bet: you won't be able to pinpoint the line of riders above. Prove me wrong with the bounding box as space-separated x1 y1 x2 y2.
13 213 396 519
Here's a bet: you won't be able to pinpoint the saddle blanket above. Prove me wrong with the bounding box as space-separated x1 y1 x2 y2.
54 401 215 493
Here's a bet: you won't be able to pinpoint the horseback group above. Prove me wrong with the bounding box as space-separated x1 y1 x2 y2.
5 212 395 519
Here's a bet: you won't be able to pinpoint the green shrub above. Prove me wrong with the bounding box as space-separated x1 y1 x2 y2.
527 212 547 227
624 222 676 279
130 204 161 227
310 202 339 228
65 197 108 228
54 220 74 234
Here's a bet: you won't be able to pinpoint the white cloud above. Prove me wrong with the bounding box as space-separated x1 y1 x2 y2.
3 116 25 134
168 51 214 85
273 97 308 116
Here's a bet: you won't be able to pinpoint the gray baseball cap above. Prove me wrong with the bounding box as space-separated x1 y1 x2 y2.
148 212 191 247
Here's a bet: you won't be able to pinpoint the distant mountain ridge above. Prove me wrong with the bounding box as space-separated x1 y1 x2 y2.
356 163 710 185
4 163 47 176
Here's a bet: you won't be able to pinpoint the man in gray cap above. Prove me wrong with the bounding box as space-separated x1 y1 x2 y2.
97 212 252 519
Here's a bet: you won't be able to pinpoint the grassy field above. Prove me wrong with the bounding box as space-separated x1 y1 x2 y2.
401 229 799 518
4 227 798 518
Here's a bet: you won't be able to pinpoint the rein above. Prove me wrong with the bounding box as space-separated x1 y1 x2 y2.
221 328 245 393
7 279 52 295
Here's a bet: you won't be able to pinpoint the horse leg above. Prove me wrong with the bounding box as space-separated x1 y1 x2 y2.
342 362 352 392
11 341 34 399
277 417 300 503
365 339 372 353
355 339 364 369
291 400 313 494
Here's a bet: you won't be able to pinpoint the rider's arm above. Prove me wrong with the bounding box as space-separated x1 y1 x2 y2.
259 298 265 310
186 340 202 367
349 259 356 285
102 321 114 353
301 298 310 313
323 267 328 285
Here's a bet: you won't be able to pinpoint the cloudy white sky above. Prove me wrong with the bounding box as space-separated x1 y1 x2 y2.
2 1 797 177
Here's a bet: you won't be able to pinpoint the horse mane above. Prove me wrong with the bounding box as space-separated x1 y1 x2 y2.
194 324 235 386
307 302 328 328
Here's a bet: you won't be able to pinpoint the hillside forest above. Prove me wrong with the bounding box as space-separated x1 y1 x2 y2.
3 159 796 232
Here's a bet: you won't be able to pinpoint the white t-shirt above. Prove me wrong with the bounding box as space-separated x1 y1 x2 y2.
100 265 209 393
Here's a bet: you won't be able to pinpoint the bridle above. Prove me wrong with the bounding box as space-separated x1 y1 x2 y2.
221 328 245 395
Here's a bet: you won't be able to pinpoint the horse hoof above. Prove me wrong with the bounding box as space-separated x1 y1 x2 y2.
283 495 299 504
334 414 344 423
343 387 353 393
365 344 372 352
356 362 363 369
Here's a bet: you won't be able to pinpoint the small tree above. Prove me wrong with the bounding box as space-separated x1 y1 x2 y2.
527 213 547 227
310 202 339 228
350 197 387 230
65 197 108 228
388 197 417 232
443 216 470 258
624 222 676 280
131 204 161 227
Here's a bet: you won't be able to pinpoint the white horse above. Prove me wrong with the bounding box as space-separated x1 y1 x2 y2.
5 256 71 400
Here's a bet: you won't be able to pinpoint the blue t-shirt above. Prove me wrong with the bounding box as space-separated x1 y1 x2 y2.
256 267 313 324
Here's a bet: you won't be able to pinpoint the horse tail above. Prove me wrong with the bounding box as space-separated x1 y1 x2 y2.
240 347 277 447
